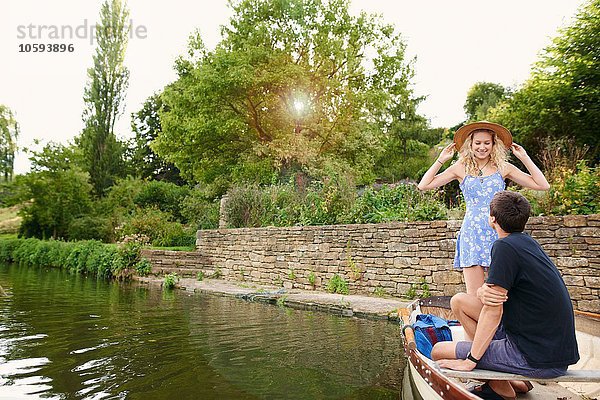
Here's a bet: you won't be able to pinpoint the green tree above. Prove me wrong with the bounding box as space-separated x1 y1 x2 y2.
0 105 19 182
18 143 94 240
129 93 183 183
374 95 430 181
78 0 130 196
491 0 600 162
464 82 509 122
154 0 422 190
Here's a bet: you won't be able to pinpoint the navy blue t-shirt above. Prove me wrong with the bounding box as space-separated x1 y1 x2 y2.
487 232 579 368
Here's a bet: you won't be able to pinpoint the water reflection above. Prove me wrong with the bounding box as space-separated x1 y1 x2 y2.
0 264 406 399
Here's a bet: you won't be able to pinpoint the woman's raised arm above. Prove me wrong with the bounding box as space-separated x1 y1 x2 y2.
418 143 461 191
504 143 550 191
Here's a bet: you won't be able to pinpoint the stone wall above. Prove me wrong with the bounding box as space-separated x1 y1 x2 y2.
142 214 600 313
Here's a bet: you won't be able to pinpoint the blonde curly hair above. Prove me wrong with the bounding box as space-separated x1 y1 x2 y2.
458 129 509 176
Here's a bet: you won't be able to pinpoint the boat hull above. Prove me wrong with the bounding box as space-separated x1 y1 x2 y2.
401 297 479 399
404 340 479 400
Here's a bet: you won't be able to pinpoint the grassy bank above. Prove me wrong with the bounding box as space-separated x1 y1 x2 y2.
0 238 147 279
0 205 21 234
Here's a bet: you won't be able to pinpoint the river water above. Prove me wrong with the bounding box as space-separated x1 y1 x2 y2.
0 264 406 399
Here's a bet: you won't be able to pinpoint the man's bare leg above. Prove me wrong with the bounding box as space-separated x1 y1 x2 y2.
488 381 516 399
431 340 457 361
431 293 482 360
450 292 482 341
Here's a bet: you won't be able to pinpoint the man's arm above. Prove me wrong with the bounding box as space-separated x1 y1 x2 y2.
437 286 506 371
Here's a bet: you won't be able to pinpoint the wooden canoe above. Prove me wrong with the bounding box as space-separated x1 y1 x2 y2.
400 296 600 400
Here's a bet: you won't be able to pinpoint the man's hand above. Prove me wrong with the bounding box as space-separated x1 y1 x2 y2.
437 358 477 371
477 284 507 306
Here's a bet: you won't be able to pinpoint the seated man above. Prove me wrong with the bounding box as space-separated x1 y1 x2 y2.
431 191 579 399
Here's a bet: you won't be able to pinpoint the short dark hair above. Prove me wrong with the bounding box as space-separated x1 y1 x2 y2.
490 191 531 233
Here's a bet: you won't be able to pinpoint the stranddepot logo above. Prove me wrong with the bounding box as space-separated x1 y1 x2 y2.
16 19 148 45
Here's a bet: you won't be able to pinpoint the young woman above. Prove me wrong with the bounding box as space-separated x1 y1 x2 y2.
417 121 549 295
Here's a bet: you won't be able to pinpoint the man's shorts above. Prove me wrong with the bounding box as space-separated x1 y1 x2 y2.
455 327 567 379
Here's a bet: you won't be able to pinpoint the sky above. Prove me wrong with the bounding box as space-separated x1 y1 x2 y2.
1 0 583 175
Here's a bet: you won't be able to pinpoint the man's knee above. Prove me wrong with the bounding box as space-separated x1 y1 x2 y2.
451 292 482 318
450 292 468 314
431 342 443 360
431 341 456 361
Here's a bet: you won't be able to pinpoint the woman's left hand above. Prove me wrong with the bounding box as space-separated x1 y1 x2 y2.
510 143 529 160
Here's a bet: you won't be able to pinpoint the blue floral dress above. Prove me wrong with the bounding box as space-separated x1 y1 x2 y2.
453 171 506 269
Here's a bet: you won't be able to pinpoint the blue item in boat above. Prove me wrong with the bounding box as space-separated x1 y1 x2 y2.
413 314 453 358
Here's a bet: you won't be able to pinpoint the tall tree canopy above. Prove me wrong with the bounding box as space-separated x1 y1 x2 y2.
491 0 600 162
464 82 509 122
78 0 129 196
0 105 19 181
153 0 423 191
18 143 93 240
129 94 183 184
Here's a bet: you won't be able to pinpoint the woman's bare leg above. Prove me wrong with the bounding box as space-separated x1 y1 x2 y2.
463 265 485 295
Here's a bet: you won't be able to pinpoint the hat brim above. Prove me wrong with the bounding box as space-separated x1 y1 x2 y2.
454 121 513 149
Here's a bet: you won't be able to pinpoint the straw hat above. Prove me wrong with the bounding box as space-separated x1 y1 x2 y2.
454 121 513 149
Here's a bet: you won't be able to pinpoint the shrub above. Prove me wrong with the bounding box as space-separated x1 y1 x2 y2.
92 245 120 279
297 177 356 226
222 179 449 228
181 191 220 230
134 181 190 222
118 208 193 247
151 223 195 248
375 140 433 181
224 172 357 228
0 238 21 262
134 258 152 276
12 238 41 266
64 240 105 274
547 161 599 215
261 184 301 227
0 238 122 279
345 184 448 223
100 177 144 218
17 166 94 240
520 161 600 216
224 185 266 228
68 215 114 242
117 240 143 269
46 240 72 267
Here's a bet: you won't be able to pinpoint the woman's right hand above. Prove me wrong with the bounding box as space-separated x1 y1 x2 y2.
437 143 456 164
